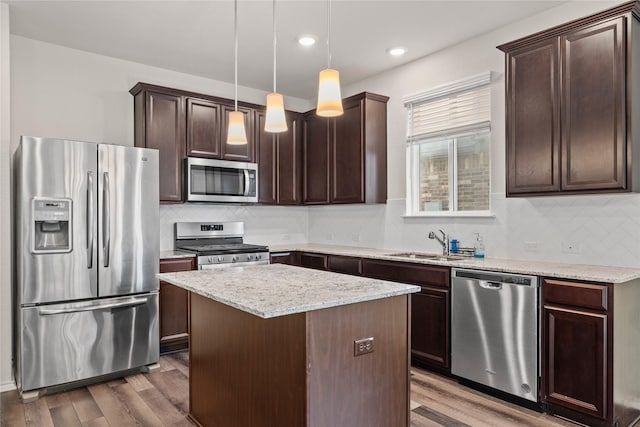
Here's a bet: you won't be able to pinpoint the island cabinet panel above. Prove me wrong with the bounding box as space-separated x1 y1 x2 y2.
306 296 409 427
542 278 613 427
186 97 222 159
159 257 196 353
188 292 410 427
131 84 185 203
328 255 362 275
498 3 639 197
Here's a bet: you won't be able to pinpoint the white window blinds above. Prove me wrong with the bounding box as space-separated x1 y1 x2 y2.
405 72 492 144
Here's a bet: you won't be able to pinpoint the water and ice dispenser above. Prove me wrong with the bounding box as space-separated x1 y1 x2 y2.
32 198 72 253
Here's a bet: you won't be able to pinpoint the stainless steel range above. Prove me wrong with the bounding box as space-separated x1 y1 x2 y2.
175 222 269 269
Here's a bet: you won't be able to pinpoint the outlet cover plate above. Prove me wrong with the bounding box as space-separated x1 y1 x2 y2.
354 337 374 356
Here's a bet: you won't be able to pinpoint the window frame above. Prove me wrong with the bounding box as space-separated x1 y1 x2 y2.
404 72 494 218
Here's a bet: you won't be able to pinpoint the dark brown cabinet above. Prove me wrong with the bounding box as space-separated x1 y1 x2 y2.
299 252 328 270
131 83 185 203
499 4 639 196
186 97 222 159
303 92 388 205
159 257 197 353
257 111 303 205
542 278 613 426
269 251 300 265
328 255 362 276
361 259 450 372
220 104 255 162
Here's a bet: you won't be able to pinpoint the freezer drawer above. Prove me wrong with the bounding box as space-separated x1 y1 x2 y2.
19 293 159 392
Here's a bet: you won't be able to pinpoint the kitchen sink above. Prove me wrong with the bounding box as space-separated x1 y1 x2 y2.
385 252 468 262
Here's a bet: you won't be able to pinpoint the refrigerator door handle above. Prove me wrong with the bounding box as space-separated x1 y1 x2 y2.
102 172 110 268
243 169 250 196
87 171 95 269
38 297 149 315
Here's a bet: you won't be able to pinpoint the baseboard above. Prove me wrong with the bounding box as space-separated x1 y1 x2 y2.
0 379 16 392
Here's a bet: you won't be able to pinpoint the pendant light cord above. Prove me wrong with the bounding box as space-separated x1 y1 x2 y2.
234 0 238 112
327 0 331 69
273 0 277 93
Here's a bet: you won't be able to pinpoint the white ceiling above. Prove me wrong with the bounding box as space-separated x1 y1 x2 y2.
6 0 565 100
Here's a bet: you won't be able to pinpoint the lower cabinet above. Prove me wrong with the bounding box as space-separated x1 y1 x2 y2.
270 251 300 266
542 278 612 426
361 259 451 373
299 252 328 270
328 255 362 275
159 257 197 353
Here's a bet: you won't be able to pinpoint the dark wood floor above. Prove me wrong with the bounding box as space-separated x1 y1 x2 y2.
1 352 582 427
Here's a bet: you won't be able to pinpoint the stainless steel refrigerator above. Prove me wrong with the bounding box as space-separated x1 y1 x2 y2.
14 136 160 394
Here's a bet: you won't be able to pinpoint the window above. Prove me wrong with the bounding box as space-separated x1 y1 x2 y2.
405 73 492 216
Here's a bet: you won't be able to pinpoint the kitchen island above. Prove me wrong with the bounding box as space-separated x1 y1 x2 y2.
157 264 420 427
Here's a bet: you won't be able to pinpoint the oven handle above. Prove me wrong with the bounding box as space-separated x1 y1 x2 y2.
200 260 269 270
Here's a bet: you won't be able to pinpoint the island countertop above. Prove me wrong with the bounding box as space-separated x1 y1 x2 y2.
157 263 420 319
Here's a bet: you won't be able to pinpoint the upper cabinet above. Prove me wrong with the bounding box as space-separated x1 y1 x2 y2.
302 92 389 205
499 2 640 197
131 83 185 203
219 103 255 162
256 110 303 205
186 97 222 159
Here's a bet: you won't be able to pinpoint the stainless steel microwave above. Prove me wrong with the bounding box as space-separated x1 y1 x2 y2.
185 157 258 203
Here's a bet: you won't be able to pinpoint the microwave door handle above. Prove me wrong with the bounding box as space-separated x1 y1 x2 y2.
243 169 250 196
86 171 94 269
102 172 110 268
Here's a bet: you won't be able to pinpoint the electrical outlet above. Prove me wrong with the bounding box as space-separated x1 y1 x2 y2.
524 241 538 252
562 241 581 254
354 337 374 356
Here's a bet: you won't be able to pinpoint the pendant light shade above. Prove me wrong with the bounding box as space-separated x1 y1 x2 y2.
265 92 288 132
265 0 287 133
227 0 248 145
317 68 343 117
316 0 343 117
227 111 248 145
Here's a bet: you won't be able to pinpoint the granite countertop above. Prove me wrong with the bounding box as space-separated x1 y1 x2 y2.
157 264 420 319
160 250 196 260
268 243 640 284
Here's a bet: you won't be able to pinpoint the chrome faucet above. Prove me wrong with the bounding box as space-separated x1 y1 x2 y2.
428 230 449 256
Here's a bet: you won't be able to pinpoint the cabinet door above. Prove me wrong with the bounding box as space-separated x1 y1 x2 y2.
186 97 222 159
220 104 255 162
332 99 364 203
561 17 626 191
256 111 277 204
278 114 302 205
145 90 185 202
411 287 449 372
328 255 362 276
362 259 449 289
299 252 328 270
506 39 560 195
543 305 608 420
303 114 331 204
159 257 196 353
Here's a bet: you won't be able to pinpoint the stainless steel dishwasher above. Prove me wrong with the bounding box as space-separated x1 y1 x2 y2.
451 268 539 402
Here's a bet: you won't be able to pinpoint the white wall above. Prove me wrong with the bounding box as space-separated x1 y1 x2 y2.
309 0 640 269
0 3 13 392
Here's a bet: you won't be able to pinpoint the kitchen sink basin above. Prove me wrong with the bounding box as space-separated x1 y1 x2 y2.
385 252 468 262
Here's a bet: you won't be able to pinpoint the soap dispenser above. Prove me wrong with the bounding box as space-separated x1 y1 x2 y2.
473 233 485 259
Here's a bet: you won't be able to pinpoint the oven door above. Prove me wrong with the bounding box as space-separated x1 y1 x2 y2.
200 260 269 270
186 157 257 203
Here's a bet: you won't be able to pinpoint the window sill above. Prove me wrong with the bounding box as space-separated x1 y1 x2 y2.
403 211 496 219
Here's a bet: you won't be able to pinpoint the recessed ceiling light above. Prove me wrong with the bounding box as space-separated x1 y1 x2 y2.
387 47 407 57
298 35 317 47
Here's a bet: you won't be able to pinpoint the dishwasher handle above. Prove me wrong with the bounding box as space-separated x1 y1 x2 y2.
479 280 502 290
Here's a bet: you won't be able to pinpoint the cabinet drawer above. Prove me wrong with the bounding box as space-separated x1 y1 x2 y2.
362 259 449 289
299 252 328 270
543 278 609 312
328 255 362 276
160 257 196 273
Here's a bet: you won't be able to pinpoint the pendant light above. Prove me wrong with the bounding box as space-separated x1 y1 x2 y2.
227 0 248 145
264 0 287 133
316 0 343 117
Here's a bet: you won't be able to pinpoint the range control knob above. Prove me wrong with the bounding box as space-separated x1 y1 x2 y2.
256 254 262 260
248 254 254 261
232 256 238 263
218 256 223 262
208 257 213 263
